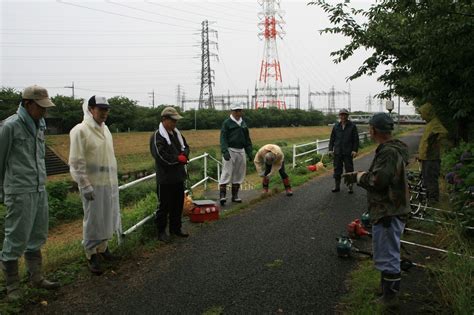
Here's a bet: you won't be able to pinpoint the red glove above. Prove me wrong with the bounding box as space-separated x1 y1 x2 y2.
178 153 188 164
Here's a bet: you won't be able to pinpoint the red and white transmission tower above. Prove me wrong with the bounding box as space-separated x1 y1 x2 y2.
255 0 286 109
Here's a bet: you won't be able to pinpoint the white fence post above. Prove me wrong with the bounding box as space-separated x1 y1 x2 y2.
204 153 208 190
316 139 319 154
292 144 296 168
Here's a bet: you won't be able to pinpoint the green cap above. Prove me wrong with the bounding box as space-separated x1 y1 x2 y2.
369 113 394 132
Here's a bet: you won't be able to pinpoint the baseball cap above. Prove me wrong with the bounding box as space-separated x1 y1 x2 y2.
369 112 394 132
88 95 110 109
230 103 244 111
339 108 349 115
161 107 183 120
22 85 55 108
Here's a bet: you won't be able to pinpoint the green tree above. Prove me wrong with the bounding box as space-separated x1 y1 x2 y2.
0 87 22 121
311 0 474 141
49 95 83 132
107 96 139 132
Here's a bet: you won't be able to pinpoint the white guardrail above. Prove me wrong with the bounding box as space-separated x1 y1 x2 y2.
292 132 369 168
118 153 222 243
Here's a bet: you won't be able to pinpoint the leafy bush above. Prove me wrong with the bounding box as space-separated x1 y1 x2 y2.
47 181 71 201
119 181 156 206
441 142 474 229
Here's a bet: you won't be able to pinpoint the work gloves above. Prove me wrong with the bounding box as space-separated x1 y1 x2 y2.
342 172 359 185
351 151 357 158
223 151 231 161
83 190 95 201
178 152 188 165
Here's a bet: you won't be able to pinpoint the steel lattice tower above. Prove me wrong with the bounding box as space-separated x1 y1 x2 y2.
255 0 286 109
199 20 218 109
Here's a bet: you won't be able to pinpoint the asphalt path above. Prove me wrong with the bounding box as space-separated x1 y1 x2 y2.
36 132 421 314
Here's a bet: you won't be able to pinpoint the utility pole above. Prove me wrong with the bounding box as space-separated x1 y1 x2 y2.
348 83 351 112
148 90 155 108
397 95 401 129
366 94 373 113
64 81 75 99
199 20 218 109
176 84 182 110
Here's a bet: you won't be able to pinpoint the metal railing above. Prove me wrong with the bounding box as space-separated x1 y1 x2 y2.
292 132 369 168
118 152 221 243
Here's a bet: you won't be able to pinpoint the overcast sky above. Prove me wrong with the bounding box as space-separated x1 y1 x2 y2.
0 0 415 114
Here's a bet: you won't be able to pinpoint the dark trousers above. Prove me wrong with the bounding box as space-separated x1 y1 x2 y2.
264 161 289 179
421 159 441 202
155 182 185 233
333 154 354 180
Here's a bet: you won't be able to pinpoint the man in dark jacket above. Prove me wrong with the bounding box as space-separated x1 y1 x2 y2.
150 107 190 243
328 108 359 193
343 113 411 309
219 104 253 205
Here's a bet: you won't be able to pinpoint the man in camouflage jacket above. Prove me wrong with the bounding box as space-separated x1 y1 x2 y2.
343 113 411 308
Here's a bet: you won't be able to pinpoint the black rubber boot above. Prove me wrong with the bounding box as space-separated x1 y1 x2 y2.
377 272 401 309
158 230 171 243
87 254 103 275
262 177 270 193
332 179 341 192
1 260 21 301
231 184 242 203
25 250 60 289
283 178 293 196
219 184 227 206
100 247 120 262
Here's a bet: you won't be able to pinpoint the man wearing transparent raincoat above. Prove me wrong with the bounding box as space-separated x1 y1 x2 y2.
69 96 122 275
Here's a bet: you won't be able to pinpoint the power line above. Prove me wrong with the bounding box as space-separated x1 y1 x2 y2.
145 1 256 25
1 43 196 48
107 0 204 26
57 0 197 30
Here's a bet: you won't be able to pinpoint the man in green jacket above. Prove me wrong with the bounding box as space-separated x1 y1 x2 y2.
343 113 411 309
0 85 60 300
219 104 253 205
417 103 448 204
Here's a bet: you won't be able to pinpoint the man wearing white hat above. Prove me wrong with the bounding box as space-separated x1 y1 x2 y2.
219 104 253 205
0 85 60 300
69 96 122 275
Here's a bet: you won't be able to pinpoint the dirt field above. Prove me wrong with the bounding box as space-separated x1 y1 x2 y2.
47 126 333 172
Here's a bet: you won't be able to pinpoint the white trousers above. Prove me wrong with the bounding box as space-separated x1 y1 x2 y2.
219 149 246 185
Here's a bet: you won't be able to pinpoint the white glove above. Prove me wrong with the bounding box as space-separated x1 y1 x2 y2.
82 186 95 201
351 151 357 158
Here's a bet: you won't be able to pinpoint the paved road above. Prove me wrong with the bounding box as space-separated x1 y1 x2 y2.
36 132 421 314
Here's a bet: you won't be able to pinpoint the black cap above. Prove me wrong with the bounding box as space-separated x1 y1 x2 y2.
88 95 110 109
369 113 394 132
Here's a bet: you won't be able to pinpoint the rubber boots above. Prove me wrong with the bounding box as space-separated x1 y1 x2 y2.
24 250 60 289
1 260 21 301
283 178 293 196
219 184 227 206
377 272 401 308
262 177 270 194
332 178 341 192
231 184 242 203
87 254 103 275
